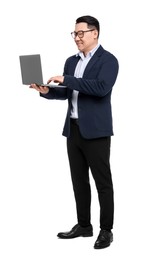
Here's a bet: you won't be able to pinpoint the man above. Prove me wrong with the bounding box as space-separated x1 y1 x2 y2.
30 15 119 249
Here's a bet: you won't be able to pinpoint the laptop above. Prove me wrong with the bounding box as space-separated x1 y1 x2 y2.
19 54 66 88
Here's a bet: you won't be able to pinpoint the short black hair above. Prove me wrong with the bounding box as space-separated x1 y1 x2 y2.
76 15 100 37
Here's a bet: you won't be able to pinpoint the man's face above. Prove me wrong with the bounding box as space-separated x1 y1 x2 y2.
74 22 98 55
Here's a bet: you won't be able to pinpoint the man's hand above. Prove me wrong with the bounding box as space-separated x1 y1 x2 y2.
47 76 64 84
29 84 49 94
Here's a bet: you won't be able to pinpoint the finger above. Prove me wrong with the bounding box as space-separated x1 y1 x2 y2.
47 79 52 84
39 86 49 93
29 84 40 92
43 86 49 91
30 83 37 88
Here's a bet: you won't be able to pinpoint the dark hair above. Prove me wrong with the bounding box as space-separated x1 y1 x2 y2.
76 15 100 37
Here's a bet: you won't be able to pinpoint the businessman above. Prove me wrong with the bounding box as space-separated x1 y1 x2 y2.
30 15 119 249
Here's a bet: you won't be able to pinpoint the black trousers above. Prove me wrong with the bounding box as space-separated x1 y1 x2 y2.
67 119 114 230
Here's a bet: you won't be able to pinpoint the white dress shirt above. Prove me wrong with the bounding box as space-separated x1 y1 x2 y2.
70 44 100 119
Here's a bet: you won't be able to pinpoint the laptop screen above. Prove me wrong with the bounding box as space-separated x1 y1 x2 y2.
19 54 44 85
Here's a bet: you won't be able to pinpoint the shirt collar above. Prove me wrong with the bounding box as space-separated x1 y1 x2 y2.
76 43 100 59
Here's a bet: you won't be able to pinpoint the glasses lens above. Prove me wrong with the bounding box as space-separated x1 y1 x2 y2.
77 31 84 38
71 31 84 39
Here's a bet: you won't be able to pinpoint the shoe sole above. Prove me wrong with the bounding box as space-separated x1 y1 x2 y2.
58 232 93 239
94 238 113 249
82 232 93 237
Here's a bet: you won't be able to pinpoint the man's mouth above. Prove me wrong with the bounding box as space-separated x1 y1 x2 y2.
76 42 83 47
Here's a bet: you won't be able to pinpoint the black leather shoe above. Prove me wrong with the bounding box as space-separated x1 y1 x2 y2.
94 230 113 249
57 224 93 239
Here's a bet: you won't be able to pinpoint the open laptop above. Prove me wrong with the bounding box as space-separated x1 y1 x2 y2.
19 54 66 88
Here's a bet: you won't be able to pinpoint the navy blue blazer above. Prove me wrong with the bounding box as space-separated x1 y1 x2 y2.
40 45 119 139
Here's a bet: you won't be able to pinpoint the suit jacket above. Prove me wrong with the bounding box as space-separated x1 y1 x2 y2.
40 45 119 139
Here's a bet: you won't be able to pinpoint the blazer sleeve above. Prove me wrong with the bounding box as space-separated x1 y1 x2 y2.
63 54 119 97
40 87 67 100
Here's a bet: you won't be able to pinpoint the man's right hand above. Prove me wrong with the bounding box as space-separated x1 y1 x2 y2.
29 84 49 94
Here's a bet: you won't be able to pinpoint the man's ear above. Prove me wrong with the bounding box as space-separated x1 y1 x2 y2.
94 30 99 39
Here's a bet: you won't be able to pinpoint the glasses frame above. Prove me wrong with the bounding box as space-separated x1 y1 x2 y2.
71 29 95 39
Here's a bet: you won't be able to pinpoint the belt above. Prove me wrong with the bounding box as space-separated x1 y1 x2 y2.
70 118 79 125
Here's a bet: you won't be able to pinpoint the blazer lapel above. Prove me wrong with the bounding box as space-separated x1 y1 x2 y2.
69 55 80 75
83 45 104 77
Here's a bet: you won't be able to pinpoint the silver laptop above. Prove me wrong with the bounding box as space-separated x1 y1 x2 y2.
19 54 66 88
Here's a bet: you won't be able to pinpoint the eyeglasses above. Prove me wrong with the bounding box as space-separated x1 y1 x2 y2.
71 29 95 39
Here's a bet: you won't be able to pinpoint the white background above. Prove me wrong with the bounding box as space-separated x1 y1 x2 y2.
0 0 145 259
